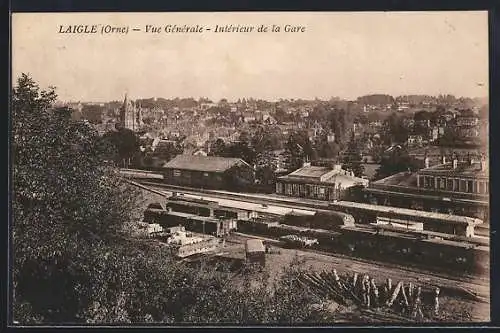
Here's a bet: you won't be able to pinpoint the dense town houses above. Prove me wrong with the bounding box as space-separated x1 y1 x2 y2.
63 93 488 219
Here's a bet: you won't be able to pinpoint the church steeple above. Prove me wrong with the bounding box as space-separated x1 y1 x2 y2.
120 92 137 131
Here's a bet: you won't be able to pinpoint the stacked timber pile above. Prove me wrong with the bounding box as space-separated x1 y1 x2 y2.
298 269 443 322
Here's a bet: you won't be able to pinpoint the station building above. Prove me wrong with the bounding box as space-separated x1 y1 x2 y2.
275 164 369 201
162 155 255 190
364 156 489 222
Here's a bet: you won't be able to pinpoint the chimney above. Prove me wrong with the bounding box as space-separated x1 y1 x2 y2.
453 158 458 169
424 156 430 169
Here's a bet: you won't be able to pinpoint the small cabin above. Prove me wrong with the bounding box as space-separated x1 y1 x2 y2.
245 239 266 267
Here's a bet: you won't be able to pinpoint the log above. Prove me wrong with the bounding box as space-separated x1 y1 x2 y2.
400 283 409 308
370 278 379 299
408 282 414 300
434 287 441 315
365 279 371 308
332 269 344 289
386 281 403 307
370 278 379 307
352 272 359 289
412 286 422 318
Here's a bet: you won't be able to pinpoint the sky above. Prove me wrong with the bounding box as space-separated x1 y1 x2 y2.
12 12 488 102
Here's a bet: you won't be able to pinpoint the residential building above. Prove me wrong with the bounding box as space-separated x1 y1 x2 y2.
407 134 424 147
453 110 481 139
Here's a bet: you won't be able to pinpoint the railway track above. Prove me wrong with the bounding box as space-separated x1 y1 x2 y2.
131 179 489 241
128 179 490 290
229 232 489 297
135 179 335 212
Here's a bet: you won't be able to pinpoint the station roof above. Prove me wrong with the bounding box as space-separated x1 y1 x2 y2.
372 172 417 187
364 187 489 205
167 197 219 207
163 155 250 173
331 201 483 225
166 211 219 223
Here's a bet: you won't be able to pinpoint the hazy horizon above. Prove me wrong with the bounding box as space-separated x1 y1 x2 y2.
47 93 488 105
12 12 488 102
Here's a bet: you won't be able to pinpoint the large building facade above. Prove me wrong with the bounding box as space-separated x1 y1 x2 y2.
364 156 489 222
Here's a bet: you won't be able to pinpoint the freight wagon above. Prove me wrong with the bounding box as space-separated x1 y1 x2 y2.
143 208 235 237
236 218 488 275
282 210 355 230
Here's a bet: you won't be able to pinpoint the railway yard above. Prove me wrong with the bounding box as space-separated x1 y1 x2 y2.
224 234 489 322
130 173 490 323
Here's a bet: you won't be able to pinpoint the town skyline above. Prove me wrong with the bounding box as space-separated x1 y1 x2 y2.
13 11 488 102
54 92 488 105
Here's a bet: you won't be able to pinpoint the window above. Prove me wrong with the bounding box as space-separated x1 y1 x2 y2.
460 180 466 192
479 181 485 194
467 180 473 193
447 179 454 191
440 178 446 190
319 188 325 194
429 177 435 188
173 170 181 177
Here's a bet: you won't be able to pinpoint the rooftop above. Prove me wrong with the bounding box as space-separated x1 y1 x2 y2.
420 161 488 177
278 165 369 187
287 166 333 179
373 172 418 187
368 171 489 204
165 210 219 223
163 155 249 173
245 239 265 253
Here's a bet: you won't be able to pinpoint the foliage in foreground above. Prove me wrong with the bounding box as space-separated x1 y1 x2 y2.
12 74 331 324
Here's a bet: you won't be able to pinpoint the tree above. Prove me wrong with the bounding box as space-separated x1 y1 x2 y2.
12 74 142 323
327 108 352 148
383 113 408 145
102 128 140 167
11 75 344 325
317 141 340 159
284 131 315 172
342 139 365 178
209 138 226 157
373 146 418 180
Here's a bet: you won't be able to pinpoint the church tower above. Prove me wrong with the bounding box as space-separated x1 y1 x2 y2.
120 93 137 130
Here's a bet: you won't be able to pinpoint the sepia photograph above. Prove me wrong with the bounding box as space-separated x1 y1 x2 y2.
11 11 490 325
